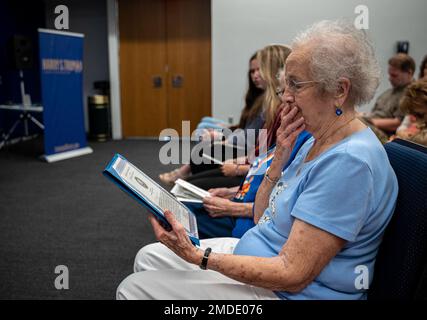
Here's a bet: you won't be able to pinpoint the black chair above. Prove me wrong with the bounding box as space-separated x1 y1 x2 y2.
393 138 427 154
368 140 427 299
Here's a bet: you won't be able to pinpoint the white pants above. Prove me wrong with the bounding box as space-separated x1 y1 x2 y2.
116 238 279 300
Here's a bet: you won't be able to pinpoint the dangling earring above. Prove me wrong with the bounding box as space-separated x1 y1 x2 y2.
335 105 343 116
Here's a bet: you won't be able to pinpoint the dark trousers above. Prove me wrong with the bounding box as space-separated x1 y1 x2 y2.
187 168 245 190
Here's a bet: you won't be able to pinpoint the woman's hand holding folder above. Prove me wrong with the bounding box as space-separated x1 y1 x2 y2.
148 210 203 265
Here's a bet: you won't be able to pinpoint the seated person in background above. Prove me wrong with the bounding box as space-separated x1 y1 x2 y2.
117 20 398 300
393 56 427 143
159 52 266 185
196 53 265 132
360 53 415 140
393 79 427 146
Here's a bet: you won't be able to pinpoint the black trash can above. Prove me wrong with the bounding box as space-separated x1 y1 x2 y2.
88 95 111 142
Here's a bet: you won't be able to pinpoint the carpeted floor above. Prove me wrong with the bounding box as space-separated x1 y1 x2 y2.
0 136 179 299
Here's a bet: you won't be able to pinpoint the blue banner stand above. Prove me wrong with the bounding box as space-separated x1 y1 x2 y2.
38 29 92 163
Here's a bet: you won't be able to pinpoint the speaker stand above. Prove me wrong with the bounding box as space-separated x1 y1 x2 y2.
0 110 44 151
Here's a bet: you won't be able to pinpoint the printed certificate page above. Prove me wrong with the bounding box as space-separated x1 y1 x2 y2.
111 156 197 236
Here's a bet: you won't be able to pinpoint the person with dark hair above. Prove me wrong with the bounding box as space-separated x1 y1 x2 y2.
196 52 265 131
419 55 427 80
239 53 266 129
361 53 415 138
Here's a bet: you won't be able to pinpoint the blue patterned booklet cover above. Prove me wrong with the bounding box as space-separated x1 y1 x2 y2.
103 154 200 245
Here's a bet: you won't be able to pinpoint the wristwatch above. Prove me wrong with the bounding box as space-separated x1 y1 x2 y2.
200 247 212 270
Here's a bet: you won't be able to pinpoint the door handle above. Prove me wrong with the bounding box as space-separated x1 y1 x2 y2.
152 76 162 88
172 75 184 88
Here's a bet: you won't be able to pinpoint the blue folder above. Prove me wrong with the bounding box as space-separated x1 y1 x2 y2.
103 153 200 246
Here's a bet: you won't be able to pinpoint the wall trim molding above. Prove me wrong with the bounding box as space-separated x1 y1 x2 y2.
107 0 122 140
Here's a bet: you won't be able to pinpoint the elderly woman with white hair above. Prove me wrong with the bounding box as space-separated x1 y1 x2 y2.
116 20 398 300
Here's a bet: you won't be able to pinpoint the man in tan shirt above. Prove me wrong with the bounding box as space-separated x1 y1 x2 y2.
362 53 415 137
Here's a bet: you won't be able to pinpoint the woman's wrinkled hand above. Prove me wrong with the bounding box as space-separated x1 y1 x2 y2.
148 210 201 264
203 196 234 218
275 104 305 160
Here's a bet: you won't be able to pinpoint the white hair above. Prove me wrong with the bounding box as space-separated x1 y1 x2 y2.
292 20 381 106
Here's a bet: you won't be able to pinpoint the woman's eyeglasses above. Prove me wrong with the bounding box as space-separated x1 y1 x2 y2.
284 78 318 93
276 78 318 98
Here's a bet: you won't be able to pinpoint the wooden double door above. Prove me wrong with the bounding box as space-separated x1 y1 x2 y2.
119 0 211 137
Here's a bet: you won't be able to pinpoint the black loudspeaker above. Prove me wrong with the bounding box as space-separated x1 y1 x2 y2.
8 35 34 69
397 41 410 54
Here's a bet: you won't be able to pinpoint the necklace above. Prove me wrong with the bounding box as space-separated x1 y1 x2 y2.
297 116 356 175
317 116 356 145
316 116 340 142
309 117 356 153
262 116 357 221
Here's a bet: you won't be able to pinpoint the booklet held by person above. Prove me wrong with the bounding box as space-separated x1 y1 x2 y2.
171 179 211 208
103 154 199 245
